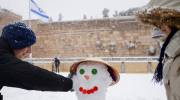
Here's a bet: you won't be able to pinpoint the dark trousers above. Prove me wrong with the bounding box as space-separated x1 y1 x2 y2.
52 63 60 73
55 63 60 73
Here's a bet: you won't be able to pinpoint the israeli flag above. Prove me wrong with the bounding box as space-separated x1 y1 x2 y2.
30 0 49 22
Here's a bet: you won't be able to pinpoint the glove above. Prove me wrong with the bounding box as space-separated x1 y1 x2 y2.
67 73 74 79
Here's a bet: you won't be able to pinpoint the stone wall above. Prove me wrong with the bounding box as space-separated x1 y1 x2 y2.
32 17 159 58
0 9 22 34
0 10 159 58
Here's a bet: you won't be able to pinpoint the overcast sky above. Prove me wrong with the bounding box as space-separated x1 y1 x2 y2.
0 0 150 21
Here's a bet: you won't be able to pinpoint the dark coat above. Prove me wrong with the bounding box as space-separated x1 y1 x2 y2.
0 38 72 100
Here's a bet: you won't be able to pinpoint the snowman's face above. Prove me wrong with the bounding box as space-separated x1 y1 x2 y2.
72 61 112 97
76 62 112 85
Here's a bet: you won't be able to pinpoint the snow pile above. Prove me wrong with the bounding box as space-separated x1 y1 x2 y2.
1 73 167 100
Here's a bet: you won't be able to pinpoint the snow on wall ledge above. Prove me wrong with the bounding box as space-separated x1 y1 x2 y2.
1 73 167 100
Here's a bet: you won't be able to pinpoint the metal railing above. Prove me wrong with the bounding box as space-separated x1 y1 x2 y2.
24 56 159 64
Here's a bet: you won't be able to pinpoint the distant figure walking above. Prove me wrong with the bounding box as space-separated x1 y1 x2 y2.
52 57 60 73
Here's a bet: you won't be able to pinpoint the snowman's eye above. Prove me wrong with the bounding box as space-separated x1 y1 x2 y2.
79 69 85 75
91 68 97 75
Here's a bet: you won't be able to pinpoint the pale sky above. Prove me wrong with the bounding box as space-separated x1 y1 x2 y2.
0 0 150 21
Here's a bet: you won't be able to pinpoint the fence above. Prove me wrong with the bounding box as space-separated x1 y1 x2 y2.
25 56 158 63
24 56 159 73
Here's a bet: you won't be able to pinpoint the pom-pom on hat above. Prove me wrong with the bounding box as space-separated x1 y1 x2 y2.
1 22 36 49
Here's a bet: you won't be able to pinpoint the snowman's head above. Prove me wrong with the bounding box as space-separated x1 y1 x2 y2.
70 58 120 86
77 62 112 86
71 58 119 100
72 61 112 97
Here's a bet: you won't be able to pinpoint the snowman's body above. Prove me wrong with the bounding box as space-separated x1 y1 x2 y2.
72 62 112 100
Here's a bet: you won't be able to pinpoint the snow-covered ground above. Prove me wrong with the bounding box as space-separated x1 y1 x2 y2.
1 73 167 100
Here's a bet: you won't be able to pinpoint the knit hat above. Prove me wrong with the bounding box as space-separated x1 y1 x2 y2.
137 0 180 28
1 22 36 49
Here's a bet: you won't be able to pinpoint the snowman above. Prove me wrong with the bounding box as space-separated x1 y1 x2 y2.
69 58 120 100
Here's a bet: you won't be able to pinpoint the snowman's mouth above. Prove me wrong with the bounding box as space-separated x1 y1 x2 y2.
79 86 98 95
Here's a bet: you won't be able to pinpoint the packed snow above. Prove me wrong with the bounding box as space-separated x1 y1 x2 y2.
1 73 167 100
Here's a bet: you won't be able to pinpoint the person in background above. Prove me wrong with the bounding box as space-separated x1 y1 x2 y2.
0 22 73 100
53 57 60 73
137 0 180 100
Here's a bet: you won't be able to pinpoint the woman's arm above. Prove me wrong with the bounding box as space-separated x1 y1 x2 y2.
0 54 72 92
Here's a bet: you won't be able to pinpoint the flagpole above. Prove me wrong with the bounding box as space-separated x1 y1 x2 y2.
28 0 33 61
28 0 31 28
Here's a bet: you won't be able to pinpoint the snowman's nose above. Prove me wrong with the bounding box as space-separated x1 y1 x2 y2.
84 75 90 80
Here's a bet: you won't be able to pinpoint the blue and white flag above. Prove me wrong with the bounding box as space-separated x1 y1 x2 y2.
30 0 49 22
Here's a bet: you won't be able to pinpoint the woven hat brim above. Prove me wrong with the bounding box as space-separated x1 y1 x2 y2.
137 8 180 28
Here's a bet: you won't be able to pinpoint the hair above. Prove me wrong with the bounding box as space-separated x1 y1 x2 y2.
107 66 116 82
153 26 179 82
